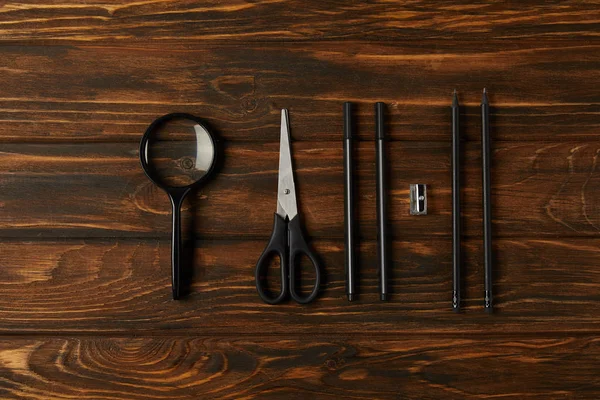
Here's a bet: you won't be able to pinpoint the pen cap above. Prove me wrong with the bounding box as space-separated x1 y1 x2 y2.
343 102 353 139
375 102 386 139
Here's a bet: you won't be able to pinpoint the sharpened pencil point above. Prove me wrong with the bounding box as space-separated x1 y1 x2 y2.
483 87 487 93
482 88 489 104
452 90 459 107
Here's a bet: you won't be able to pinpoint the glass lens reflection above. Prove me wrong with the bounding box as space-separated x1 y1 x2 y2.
143 117 215 188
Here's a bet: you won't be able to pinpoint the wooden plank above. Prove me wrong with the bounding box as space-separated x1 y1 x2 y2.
0 42 598 142
2 141 600 238
0 238 598 334
0 335 598 399
2 4 598 398
0 1 598 43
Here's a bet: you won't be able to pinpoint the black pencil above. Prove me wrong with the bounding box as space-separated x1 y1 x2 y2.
452 90 461 312
343 102 356 301
375 102 389 301
481 88 493 312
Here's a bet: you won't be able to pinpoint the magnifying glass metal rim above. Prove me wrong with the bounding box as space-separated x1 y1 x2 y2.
139 112 218 191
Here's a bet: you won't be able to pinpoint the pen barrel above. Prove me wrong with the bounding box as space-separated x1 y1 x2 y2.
343 102 355 300
375 102 388 300
452 102 461 310
481 100 493 311
375 102 385 139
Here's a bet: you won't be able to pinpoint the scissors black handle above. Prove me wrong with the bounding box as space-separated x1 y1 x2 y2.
255 214 321 304
287 215 321 303
256 214 289 305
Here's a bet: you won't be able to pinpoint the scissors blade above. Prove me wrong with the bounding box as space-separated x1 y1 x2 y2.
276 109 298 220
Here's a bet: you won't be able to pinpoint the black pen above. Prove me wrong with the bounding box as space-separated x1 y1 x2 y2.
375 102 389 301
481 88 493 312
452 90 461 312
343 102 356 301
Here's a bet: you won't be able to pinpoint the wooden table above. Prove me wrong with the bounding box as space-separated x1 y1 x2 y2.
1 2 599 398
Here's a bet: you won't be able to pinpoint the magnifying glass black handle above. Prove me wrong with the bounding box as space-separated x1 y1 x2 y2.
169 188 190 300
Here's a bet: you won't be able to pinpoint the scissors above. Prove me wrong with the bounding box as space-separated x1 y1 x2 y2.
255 109 321 304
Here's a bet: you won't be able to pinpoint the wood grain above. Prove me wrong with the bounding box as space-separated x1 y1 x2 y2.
2 141 600 238
0 1 599 43
0 335 598 399
0 42 598 142
0 2 599 397
0 238 598 334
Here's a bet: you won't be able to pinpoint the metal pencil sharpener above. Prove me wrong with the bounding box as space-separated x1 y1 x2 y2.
409 184 427 215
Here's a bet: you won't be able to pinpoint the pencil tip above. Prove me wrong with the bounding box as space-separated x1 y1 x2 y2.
482 88 489 104
453 291 460 311
453 88 457 95
483 87 487 93
452 90 458 106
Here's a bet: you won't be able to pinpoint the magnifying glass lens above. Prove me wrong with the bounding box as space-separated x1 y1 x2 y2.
144 117 215 188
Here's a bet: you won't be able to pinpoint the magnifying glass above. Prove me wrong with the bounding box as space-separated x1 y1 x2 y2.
140 113 218 299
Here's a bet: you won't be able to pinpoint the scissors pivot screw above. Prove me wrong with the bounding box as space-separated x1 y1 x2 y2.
284 189 290 194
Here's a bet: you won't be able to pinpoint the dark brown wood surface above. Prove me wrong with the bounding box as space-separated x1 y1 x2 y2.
0 336 598 399
0 1 599 398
